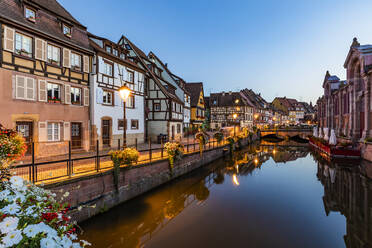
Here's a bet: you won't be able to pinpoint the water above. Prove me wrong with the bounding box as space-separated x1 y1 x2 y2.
80 144 372 248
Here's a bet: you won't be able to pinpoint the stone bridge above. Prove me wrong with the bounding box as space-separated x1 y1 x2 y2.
260 128 312 140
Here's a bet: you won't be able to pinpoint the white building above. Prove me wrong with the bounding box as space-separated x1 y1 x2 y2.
89 34 146 147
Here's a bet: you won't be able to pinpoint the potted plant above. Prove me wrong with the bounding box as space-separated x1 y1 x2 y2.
109 148 139 190
164 141 184 170
195 131 207 156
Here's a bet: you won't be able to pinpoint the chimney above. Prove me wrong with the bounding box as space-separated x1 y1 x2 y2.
222 91 225 96
229 91 232 95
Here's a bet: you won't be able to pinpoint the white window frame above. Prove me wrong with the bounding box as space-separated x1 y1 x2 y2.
102 91 113 105
15 32 32 57
25 7 36 21
47 44 60 65
47 82 61 101
63 24 71 37
71 87 81 105
103 62 113 76
47 123 60 142
70 52 81 70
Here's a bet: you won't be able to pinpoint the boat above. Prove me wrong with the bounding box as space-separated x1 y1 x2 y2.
309 136 361 159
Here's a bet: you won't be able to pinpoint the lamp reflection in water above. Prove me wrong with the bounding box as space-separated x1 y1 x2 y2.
232 174 240 186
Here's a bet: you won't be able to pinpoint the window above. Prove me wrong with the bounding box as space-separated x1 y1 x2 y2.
47 123 60 141
199 98 203 104
103 91 113 105
70 87 81 105
63 24 71 37
177 124 181 133
103 62 113 76
15 33 32 57
47 83 61 102
70 53 81 70
154 103 160 111
105 46 112 53
126 95 135 108
120 53 125 60
118 119 127 130
25 7 36 22
113 49 118 56
131 120 139 130
127 71 134 83
47 44 60 65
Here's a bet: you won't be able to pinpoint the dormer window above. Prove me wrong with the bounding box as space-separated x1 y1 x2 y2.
25 7 36 22
113 49 118 56
63 24 71 37
120 53 125 60
106 46 112 53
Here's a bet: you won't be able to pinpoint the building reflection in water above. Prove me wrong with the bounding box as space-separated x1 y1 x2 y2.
81 144 311 247
313 151 372 248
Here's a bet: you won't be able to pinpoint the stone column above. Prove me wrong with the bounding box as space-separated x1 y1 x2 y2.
362 75 371 139
352 83 359 140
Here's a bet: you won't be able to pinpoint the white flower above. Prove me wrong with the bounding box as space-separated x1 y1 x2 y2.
9 176 24 190
23 224 41 238
72 243 82 248
2 229 22 247
77 206 82 211
1 203 20 215
69 234 77 240
81 240 91 247
63 192 69 198
0 190 11 201
58 236 72 248
14 193 25 203
40 237 60 248
0 217 19 233
36 222 58 238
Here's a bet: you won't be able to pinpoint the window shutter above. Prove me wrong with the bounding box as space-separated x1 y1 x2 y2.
38 122 47 142
63 48 71 68
84 88 89 106
42 40 47 61
35 38 44 60
63 122 70 141
96 88 103 104
64 84 71 104
3 26 14 52
38 80 47 102
15 75 25 99
83 55 89 73
26 77 35 100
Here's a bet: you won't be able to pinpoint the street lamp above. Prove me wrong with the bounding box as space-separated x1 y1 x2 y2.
118 85 131 148
233 113 238 137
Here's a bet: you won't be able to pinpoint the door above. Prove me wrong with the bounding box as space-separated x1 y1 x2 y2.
71 122 82 149
16 121 33 155
102 119 111 147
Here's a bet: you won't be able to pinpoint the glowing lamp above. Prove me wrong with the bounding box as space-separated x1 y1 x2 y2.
118 85 131 101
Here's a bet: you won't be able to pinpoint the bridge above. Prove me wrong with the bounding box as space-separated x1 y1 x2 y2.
260 128 312 140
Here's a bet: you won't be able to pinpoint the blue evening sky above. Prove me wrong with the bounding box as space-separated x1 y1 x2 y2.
60 0 372 103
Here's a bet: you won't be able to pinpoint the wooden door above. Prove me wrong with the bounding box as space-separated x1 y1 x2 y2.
16 121 33 155
102 120 111 147
71 122 82 149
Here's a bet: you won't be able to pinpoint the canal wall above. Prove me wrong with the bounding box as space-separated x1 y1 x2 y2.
45 138 250 223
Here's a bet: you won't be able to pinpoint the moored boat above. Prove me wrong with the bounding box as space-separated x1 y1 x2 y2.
309 136 361 159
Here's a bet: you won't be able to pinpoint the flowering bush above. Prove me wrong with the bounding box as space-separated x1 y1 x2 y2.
0 176 90 247
227 136 236 151
164 142 184 169
108 148 139 167
195 132 208 156
0 125 27 170
213 131 224 144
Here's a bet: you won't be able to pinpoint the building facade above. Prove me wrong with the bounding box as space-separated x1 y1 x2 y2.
0 0 92 156
89 33 146 147
317 38 372 141
185 82 205 129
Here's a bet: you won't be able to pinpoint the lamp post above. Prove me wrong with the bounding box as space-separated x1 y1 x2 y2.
233 113 238 137
118 85 131 148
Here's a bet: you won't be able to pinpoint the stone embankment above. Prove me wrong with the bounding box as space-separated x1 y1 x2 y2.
45 138 251 223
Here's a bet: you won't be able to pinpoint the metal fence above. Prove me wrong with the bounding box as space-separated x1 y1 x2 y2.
11 137 231 184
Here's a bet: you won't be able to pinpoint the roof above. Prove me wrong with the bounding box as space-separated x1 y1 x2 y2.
240 88 268 109
0 0 91 51
273 97 301 112
185 82 204 107
30 0 83 26
209 91 251 107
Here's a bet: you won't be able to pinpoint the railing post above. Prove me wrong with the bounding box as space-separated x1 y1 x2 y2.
135 138 138 150
161 138 164 158
68 141 72 176
96 140 100 172
31 142 35 183
194 140 196 152
149 138 152 163
187 135 189 153
118 139 121 150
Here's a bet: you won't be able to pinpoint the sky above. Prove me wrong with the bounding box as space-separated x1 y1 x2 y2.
59 0 372 104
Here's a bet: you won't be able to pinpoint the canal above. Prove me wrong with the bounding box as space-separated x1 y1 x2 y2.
80 144 372 248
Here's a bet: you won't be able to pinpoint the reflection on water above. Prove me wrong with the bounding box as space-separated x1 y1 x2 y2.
81 143 372 248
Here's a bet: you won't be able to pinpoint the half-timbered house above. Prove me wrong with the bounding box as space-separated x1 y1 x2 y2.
88 33 146 147
171 73 191 130
185 82 205 129
0 0 93 156
118 36 185 141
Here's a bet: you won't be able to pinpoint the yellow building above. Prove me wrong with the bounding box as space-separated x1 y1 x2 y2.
185 82 205 128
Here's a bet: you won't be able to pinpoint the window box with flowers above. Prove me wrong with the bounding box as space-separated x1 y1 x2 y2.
47 83 61 103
